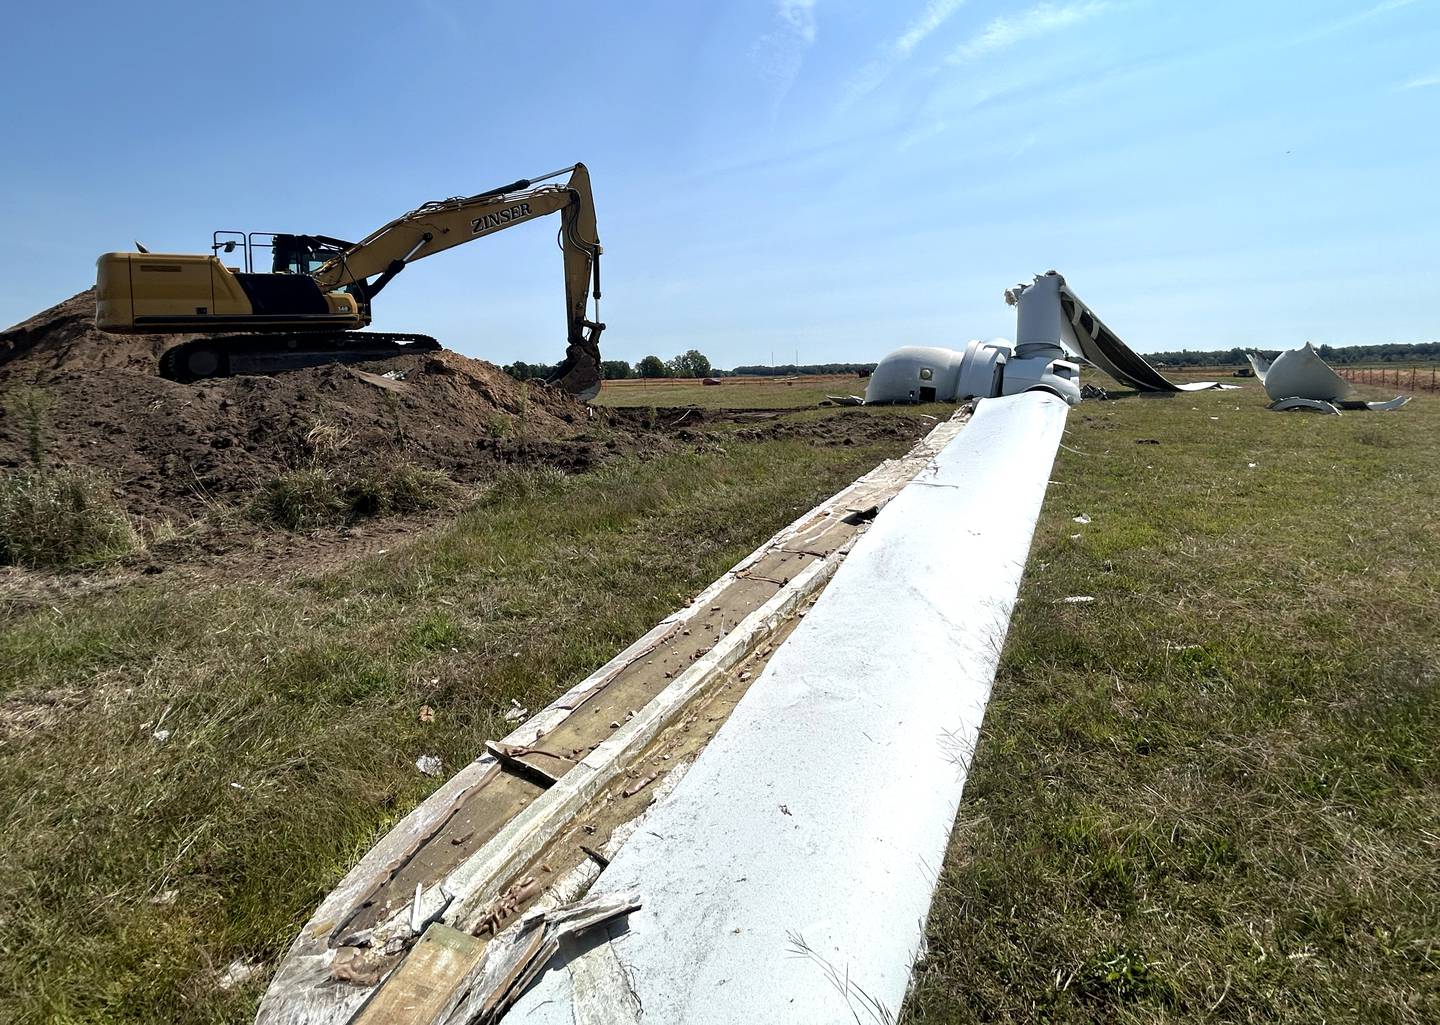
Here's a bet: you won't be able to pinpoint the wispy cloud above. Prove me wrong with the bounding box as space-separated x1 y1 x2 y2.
777 0 819 45
1400 72 1440 90
1299 0 1418 41
946 1 1110 65
754 0 820 112
895 0 969 56
1349 0 1417 23
843 0 969 108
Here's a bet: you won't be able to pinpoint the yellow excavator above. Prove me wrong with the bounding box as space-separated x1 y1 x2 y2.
94 164 605 398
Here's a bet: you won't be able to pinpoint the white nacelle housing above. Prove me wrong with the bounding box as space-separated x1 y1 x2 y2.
1004 342 1081 405
865 336 1080 406
863 346 965 404
866 271 1082 405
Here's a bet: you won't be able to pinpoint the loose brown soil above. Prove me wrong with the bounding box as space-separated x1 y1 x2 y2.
0 290 639 526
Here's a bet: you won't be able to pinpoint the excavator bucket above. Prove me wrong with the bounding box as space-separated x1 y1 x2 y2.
547 335 603 401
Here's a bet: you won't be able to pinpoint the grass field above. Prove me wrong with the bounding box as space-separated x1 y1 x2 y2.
1 375 1435 1024
595 373 870 409
905 381 1439 1023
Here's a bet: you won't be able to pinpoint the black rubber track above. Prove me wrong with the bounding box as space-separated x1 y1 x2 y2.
158 332 441 382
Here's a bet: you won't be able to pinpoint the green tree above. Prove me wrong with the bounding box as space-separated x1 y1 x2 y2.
638 355 668 379
503 361 555 381
667 349 712 378
600 360 634 380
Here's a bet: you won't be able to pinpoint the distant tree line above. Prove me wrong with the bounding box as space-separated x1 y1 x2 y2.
727 363 877 377
1145 342 1440 368
503 349 715 382
501 360 559 381
507 340 1440 383
503 353 887 383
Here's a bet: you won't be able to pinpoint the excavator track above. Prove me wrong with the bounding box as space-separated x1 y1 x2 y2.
159 331 441 383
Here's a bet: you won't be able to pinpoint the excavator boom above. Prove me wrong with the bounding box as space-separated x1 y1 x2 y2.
315 164 604 397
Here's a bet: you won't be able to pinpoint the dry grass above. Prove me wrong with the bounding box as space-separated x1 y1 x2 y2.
0 386 142 568
0 466 140 568
247 464 455 529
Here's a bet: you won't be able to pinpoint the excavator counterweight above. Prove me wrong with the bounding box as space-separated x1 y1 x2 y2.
95 164 605 399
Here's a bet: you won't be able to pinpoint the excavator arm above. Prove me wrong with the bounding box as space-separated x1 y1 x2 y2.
313 163 604 397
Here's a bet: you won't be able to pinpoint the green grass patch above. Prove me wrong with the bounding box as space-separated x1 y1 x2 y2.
247 463 454 529
0 466 141 568
0 385 142 569
903 388 1440 1024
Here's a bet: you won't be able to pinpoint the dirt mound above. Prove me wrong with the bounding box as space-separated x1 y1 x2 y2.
0 288 195 374
0 290 617 522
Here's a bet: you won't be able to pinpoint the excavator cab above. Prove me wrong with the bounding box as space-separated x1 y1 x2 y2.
270 234 348 276
207 232 349 278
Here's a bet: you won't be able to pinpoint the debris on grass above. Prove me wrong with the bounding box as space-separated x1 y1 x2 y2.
416 755 443 777
503 700 527 723
216 959 259 991
1249 342 1409 410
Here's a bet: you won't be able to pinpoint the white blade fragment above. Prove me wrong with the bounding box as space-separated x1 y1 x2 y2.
507 392 1070 1024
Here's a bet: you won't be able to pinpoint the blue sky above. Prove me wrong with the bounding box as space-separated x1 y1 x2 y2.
1 1 1436 367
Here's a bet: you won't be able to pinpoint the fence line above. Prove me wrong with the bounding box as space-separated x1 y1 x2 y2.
1337 365 1439 392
